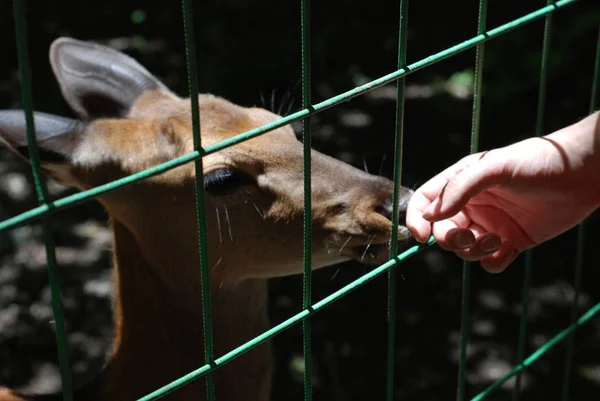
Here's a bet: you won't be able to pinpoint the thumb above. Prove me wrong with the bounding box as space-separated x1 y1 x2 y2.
423 155 510 221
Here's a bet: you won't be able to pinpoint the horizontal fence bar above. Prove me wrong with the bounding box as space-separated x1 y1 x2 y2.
136 237 436 401
470 301 600 401
0 0 578 233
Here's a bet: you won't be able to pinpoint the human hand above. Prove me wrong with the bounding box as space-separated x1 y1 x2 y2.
407 111 600 273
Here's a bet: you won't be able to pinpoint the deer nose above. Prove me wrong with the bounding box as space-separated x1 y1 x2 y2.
375 199 407 226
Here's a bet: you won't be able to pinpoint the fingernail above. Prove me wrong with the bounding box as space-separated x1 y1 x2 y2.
480 237 500 253
454 231 475 249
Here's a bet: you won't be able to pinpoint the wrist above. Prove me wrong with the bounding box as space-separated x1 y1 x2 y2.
547 110 600 207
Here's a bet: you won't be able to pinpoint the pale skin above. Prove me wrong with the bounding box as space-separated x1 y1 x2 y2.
407 110 600 273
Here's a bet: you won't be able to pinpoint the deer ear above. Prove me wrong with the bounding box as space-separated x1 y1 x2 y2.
0 110 84 166
49 37 173 120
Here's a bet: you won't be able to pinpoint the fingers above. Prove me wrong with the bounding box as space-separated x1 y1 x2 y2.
431 211 472 250
480 241 519 273
437 222 501 259
407 153 482 243
454 230 502 261
406 150 521 273
441 228 475 250
422 154 511 222
406 191 434 242
432 220 518 272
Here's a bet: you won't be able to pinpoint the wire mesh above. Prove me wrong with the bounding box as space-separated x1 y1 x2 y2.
3 0 598 400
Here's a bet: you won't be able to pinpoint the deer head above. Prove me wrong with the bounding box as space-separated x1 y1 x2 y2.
0 37 414 288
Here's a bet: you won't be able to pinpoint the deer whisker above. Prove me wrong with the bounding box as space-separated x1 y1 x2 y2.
338 236 353 255
212 256 223 271
285 95 296 116
361 234 376 262
245 191 265 219
260 90 266 109
224 205 233 243
378 154 387 176
278 90 290 115
271 89 277 113
216 207 223 244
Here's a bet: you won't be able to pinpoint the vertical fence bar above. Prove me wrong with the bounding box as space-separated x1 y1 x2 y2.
514 251 534 399
300 0 313 400
12 2 73 400
181 0 216 399
457 1 487 400
387 0 409 399
513 2 553 399
561 23 600 401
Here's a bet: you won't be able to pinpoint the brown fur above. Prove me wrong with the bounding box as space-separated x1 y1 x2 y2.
0 38 414 401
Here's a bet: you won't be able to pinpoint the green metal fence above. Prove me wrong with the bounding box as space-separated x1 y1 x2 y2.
2 0 600 400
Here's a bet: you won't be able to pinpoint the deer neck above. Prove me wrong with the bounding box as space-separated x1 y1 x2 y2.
84 219 273 401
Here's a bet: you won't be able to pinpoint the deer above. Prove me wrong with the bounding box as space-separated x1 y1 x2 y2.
0 37 414 401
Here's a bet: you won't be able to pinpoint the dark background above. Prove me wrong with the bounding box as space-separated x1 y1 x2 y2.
1 0 600 400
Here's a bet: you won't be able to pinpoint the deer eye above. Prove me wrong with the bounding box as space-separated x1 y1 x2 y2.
203 168 254 195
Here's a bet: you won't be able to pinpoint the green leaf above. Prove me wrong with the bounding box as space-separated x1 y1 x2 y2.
131 9 146 24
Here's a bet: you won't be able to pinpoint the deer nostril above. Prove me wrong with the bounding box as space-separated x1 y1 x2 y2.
375 202 393 221
397 210 407 227
375 201 407 226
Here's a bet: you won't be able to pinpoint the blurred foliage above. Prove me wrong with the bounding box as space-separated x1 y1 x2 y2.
0 0 599 400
